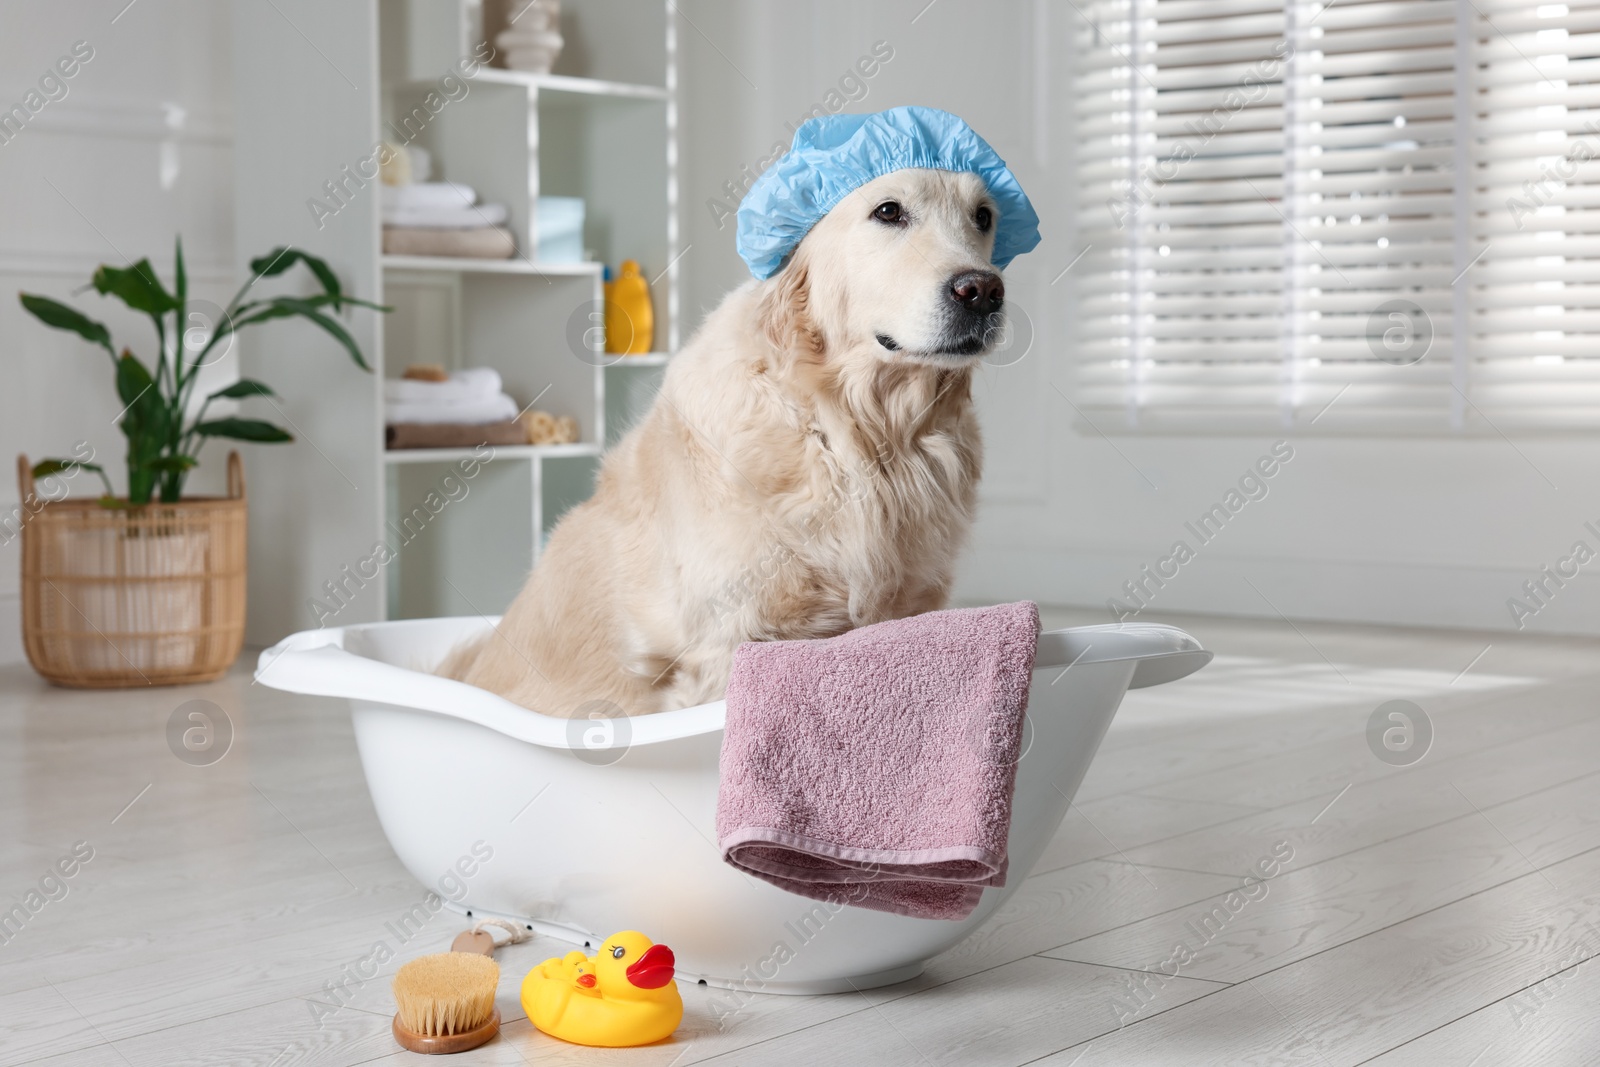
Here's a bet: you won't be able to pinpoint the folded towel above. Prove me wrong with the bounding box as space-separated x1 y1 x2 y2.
383 367 503 405
382 226 517 259
381 181 477 211
383 393 520 426
716 601 1040 921
381 203 509 229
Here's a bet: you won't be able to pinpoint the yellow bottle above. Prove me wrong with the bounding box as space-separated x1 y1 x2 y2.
604 260 654 355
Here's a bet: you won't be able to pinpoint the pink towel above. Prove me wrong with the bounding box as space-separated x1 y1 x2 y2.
715 601 1040 921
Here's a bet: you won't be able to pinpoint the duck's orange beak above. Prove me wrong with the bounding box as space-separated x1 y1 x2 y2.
575 973 597 988
624 943 675 989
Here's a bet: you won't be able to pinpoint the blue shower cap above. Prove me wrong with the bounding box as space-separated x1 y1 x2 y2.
736 106 1042 281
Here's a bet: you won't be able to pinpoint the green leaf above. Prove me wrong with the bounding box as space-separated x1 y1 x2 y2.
207 378 277 400
92 260 176 317
172 237 187 394
145 455 198 473
32 458 104 478
114 352 166 482
168 238 187 396
266 297 371 370
232 293 353 324
325 295 389 313
31 458 113 497
114 351 156 410
174 237 187 309
19 294 115 356
212 249 383 372
193 417 293 443
248 247 344 308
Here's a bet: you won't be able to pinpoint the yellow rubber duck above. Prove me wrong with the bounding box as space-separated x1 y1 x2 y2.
521 930 683 1047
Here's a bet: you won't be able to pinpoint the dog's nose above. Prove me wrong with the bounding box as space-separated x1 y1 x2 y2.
949 271 1004 315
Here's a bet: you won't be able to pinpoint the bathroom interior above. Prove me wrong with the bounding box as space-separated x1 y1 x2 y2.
4 1 1600 1064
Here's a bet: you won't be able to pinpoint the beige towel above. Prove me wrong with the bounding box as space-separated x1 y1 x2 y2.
383 227 516 259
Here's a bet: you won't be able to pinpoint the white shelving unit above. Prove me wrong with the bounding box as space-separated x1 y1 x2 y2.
232 0 676 639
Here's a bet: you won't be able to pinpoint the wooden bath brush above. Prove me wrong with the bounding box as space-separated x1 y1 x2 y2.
390 919 530 1054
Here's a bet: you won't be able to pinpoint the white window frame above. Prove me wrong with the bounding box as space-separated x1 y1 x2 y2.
1070 0 1600 434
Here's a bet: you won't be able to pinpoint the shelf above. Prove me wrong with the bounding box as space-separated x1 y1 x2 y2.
384 442 603 465
465 69 669 101
382 255 602 276
230 0 677 632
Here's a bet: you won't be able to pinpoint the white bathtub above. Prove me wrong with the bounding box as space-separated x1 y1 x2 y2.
256 616 1209 994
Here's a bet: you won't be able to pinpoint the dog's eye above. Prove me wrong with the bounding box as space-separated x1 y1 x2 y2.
873 201 904 224
975 206 993 232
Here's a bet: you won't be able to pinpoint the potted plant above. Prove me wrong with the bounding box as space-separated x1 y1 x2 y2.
15 240 385 686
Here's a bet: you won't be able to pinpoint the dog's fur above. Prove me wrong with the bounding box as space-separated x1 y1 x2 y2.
439 169 1005 715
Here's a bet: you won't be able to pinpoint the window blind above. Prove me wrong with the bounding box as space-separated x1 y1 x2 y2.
1073 0 1600 432
1473 0 1600 426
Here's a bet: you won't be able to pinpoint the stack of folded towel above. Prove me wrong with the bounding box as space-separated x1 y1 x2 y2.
385 367 524 449
716 601 1041 921
382 181 516 260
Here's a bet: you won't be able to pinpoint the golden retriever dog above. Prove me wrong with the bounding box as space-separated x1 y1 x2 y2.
439 169 1008 715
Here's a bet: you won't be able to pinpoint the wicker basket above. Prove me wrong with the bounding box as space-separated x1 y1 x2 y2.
17 452 247 687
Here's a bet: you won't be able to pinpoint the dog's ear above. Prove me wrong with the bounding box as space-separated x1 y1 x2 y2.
757 256 824 360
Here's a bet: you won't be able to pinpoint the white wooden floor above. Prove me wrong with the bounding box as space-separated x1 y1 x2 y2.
4 608 1600 1066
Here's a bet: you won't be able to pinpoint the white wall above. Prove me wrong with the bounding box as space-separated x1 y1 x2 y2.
231 0 386 649
675 0 1600 638
0 0 236 663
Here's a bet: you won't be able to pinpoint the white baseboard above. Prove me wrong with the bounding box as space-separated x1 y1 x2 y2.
955 545 1600 637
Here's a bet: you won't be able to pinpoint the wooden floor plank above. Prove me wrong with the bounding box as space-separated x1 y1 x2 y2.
862 859 1237 1004
1028 983 1317 1067
1244 844 1600 1065
1049 769 1600 984
104 994 395 1067
1051 816 1527 984
1117 729 1600 877
1362 949 1600 1066
1034 792 1266 876
1041 846 1600 1066
690 957 1223 1067
1121 677 1599 809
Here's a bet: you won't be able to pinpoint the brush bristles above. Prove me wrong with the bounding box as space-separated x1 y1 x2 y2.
392 952 499 1037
